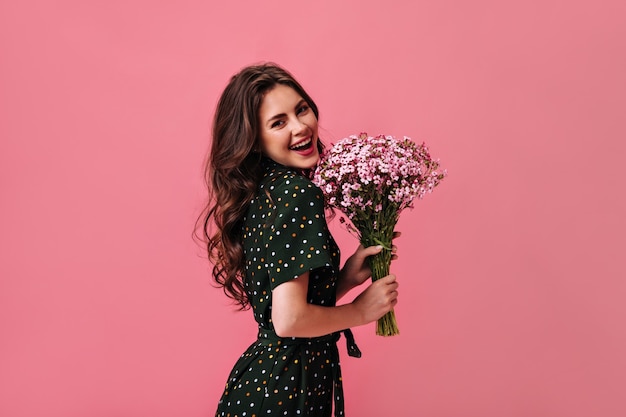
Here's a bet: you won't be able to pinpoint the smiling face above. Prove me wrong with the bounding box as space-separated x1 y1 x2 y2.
257 84 320 170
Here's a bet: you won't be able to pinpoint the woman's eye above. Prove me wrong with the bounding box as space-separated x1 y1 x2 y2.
271 120 284 128
297 105 309 114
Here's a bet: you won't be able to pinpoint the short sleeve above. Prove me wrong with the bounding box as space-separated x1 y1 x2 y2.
264 175 335 289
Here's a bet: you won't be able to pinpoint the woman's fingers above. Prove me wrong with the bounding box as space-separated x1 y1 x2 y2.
360 244 384 257
390 231 401 260
391 244 398 260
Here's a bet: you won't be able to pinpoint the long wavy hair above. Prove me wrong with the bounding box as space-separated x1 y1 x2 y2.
196 63 322 309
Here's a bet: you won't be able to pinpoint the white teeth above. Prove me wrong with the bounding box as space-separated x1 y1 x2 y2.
289 138 312 150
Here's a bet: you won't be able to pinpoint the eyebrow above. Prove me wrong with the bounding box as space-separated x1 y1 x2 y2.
265 99 308 126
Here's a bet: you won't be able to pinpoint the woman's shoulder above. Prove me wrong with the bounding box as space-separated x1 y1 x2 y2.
260 164 323 207
262 162 318 193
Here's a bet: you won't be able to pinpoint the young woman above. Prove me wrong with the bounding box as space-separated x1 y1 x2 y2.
198 63 399 417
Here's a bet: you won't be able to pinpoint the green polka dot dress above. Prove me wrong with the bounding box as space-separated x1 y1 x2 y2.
215 159 358 417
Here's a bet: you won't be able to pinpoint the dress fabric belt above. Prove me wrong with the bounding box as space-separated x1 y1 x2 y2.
256 328 361 417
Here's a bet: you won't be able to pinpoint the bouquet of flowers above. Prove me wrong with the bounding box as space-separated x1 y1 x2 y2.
313 133 446 336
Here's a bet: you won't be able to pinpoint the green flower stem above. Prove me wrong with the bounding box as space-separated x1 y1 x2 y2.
356 203 400 337
368 249 400 336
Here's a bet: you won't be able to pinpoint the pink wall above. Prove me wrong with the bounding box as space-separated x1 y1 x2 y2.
1 1 625 416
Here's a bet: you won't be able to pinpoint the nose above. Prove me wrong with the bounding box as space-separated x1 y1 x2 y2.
290 118 307 136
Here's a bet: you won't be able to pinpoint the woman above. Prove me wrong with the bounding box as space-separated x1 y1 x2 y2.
198 63 399 417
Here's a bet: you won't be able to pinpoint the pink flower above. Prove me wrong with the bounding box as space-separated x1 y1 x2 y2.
313 132 446 224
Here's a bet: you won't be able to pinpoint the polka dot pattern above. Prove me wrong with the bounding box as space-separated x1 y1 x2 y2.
215 159 345 417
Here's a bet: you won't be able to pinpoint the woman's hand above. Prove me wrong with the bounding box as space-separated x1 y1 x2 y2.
340 244 383 288
336 231 401 299
352 274 399 323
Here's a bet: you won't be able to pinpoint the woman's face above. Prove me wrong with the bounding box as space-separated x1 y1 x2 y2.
257 84 319 170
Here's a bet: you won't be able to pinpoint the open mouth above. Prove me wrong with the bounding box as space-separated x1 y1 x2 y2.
289 138 313 151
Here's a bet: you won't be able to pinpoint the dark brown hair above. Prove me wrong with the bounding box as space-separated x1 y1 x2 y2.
196 63 321 309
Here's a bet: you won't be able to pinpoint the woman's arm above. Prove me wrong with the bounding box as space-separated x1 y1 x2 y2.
271 271 398 338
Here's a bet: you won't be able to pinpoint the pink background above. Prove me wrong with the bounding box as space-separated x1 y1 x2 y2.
1 1 625 416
